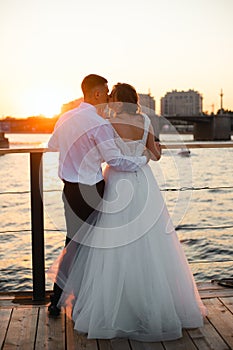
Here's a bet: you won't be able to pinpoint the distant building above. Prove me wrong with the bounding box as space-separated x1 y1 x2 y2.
138 93 156 114
61 98 83 114
138 93 160 139
160 89 203 116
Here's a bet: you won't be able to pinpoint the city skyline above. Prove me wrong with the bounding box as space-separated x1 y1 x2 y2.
1 0 233 118
0 88 228 119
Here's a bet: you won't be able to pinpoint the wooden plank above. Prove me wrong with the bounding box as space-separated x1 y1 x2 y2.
0 300 49 308
0 308 12 349
1 283 231 303
197 282 221 290
2 286 233 302
187 317 230 350
204 298 233 349
0 291 51 300
197 282 232 292
219 297 233 314
35 306 65 349
130 339 164 349
199 289 233 299
0 291 50 307
1 291 233 350
163 330 196 350
66 313 98 350
3 306 38 350
98 338 131 350
98 340 113 350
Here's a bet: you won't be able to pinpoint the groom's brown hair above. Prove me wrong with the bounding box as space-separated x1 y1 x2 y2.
81 74 108 97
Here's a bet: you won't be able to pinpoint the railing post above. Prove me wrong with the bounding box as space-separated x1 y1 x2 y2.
30 152 45 300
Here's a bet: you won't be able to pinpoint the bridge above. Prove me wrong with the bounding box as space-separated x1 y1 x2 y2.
0 118 56 147
161 114 233 141
0 114 232 144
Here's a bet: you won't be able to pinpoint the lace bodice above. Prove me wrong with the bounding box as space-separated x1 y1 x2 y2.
113 113 151 157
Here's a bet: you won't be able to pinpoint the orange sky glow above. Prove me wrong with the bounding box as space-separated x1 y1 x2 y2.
0 0 233 118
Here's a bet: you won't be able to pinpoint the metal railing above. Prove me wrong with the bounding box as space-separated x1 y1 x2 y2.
0 141 233 300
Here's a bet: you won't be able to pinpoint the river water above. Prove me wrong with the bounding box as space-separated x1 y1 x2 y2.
0 133 232 291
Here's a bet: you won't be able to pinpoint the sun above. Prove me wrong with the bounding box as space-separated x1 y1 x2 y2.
22 83 74 118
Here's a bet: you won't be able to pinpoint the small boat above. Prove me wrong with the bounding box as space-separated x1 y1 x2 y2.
177 148 191 157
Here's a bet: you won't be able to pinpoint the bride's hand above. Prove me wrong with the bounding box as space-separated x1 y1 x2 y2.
143 149 151 163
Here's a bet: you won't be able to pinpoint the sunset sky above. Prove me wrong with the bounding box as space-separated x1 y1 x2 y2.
1 0 233 118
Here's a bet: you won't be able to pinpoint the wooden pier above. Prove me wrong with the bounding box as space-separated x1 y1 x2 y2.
0 282 233 350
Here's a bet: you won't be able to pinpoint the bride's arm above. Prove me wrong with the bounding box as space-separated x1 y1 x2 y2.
146 124 161 161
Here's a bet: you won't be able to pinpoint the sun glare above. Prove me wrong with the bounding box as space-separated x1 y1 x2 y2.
22 84 73 118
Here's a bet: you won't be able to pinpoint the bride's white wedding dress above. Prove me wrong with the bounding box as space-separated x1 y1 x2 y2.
48 114 206 342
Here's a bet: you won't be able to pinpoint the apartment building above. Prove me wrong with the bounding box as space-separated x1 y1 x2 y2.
160 90 203 116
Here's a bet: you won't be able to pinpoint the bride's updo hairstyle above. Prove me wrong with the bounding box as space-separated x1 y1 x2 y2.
111 83 140 115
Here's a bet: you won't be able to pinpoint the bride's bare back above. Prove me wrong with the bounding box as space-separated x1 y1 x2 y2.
110 112 161 161
110 113 145 141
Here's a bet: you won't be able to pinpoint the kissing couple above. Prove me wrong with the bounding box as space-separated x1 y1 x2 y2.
47 74 206 342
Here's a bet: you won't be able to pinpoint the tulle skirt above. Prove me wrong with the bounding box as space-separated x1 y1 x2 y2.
47 164 206 342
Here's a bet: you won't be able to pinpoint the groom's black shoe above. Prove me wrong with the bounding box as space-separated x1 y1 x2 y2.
48 295 61 317
48 303 61 317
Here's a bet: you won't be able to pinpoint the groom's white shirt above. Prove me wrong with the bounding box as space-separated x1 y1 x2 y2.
48 102 147 185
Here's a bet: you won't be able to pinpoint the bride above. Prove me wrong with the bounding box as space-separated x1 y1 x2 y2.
48 83 206 342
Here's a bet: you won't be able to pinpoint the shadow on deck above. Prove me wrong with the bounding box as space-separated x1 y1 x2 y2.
0 282 233 350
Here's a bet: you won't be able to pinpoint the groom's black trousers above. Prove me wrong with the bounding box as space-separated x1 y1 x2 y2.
52 179 105 306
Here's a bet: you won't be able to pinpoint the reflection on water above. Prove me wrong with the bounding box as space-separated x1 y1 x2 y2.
0 134 232 291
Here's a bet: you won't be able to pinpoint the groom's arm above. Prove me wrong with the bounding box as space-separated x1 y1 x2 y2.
94 124 148 172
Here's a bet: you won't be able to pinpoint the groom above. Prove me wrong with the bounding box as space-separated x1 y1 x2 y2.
47 74 149 316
